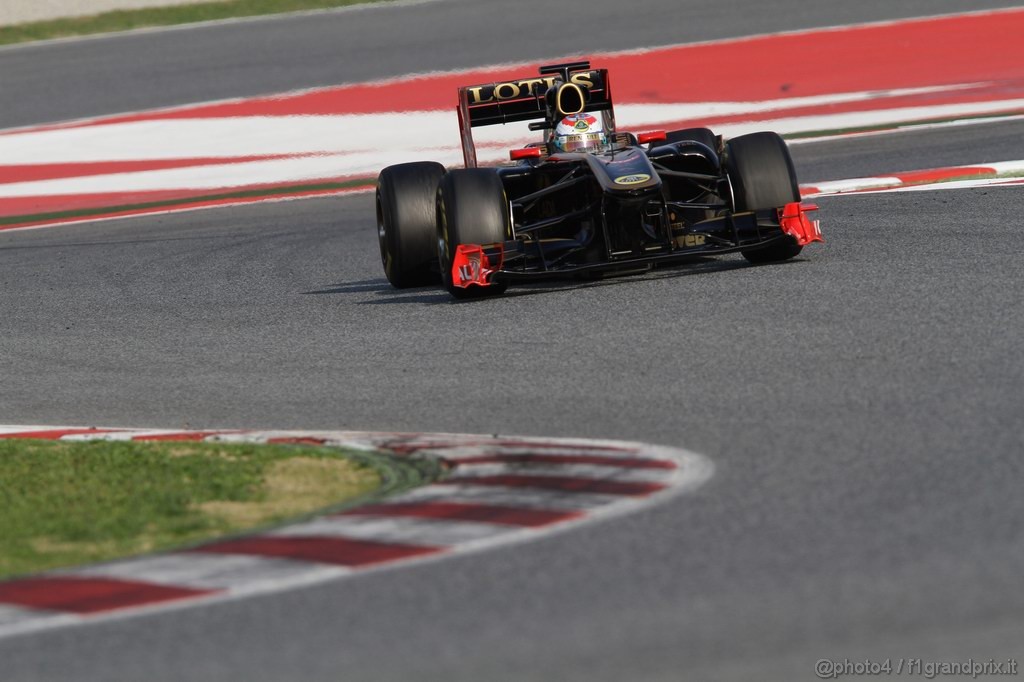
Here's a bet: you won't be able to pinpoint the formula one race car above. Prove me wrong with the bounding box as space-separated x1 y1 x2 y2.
376 61 822 298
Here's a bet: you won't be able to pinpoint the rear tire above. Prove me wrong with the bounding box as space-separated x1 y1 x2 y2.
436 169 511 299
377 161 446 288
725 132 803 263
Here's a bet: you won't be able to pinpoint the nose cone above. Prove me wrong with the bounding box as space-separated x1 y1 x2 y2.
589 147 662 195
609 172 659 190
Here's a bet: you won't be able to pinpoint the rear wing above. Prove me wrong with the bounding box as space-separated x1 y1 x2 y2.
457 62 613 167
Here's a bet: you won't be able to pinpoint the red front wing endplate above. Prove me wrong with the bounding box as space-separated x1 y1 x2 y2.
779 202 823 246
451 244 503 288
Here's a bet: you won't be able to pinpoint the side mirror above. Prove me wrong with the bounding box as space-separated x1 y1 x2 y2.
637 130 667 145
510 147 544 161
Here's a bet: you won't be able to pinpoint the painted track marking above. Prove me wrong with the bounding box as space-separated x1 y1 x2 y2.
2 9 1024 230
803 159 1024 197
0 427 712 640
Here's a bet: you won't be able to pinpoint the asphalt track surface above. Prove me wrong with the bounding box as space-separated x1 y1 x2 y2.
2 2 1024 680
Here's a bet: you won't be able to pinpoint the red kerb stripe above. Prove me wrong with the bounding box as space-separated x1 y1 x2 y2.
447 475 666 496
893 166 995 184
266 437 328 446
0 428 121 440
0 577 215 614
193 535 443 567
341 501 583 527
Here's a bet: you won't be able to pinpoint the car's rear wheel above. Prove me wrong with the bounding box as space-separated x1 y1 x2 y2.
436 169 511 299
725 132 803 263
377 161 446 288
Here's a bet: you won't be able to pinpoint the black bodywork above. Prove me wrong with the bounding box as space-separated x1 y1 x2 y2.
487 135 792 281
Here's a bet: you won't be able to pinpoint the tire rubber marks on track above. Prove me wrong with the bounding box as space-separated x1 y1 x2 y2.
0 427 712 639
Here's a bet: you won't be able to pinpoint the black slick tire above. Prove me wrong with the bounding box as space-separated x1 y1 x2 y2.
436 169 511 300
725 131 803 263
377 161 446 288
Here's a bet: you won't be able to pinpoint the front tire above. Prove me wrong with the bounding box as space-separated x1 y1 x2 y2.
377 161 446 288
725 131 803 263
436 169 511 299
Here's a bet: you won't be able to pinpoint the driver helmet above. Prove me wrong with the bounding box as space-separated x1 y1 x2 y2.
552 113 606 153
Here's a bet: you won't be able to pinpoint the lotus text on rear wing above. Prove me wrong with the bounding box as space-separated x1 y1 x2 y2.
465 71 598 105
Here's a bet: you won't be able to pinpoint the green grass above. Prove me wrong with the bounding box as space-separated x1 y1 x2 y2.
0 0 385 46
0 438 436 578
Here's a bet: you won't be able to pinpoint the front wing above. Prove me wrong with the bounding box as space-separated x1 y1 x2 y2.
450 203 822 289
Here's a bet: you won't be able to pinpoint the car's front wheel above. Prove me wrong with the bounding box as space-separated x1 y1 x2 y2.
436 169 511 299
725 132 803 263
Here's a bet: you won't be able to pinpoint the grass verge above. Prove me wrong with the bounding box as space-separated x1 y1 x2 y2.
0 438 441 579
0 0 384 46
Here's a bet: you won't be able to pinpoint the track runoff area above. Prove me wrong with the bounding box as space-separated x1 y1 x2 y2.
2 7 1024 231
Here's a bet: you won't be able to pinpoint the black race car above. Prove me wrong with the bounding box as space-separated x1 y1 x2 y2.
376 61 822 298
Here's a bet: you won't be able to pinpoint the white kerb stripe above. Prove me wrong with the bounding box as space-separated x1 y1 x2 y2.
451 462 674 483
268 515 520 546
395 484 629 510
64 553 351 591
